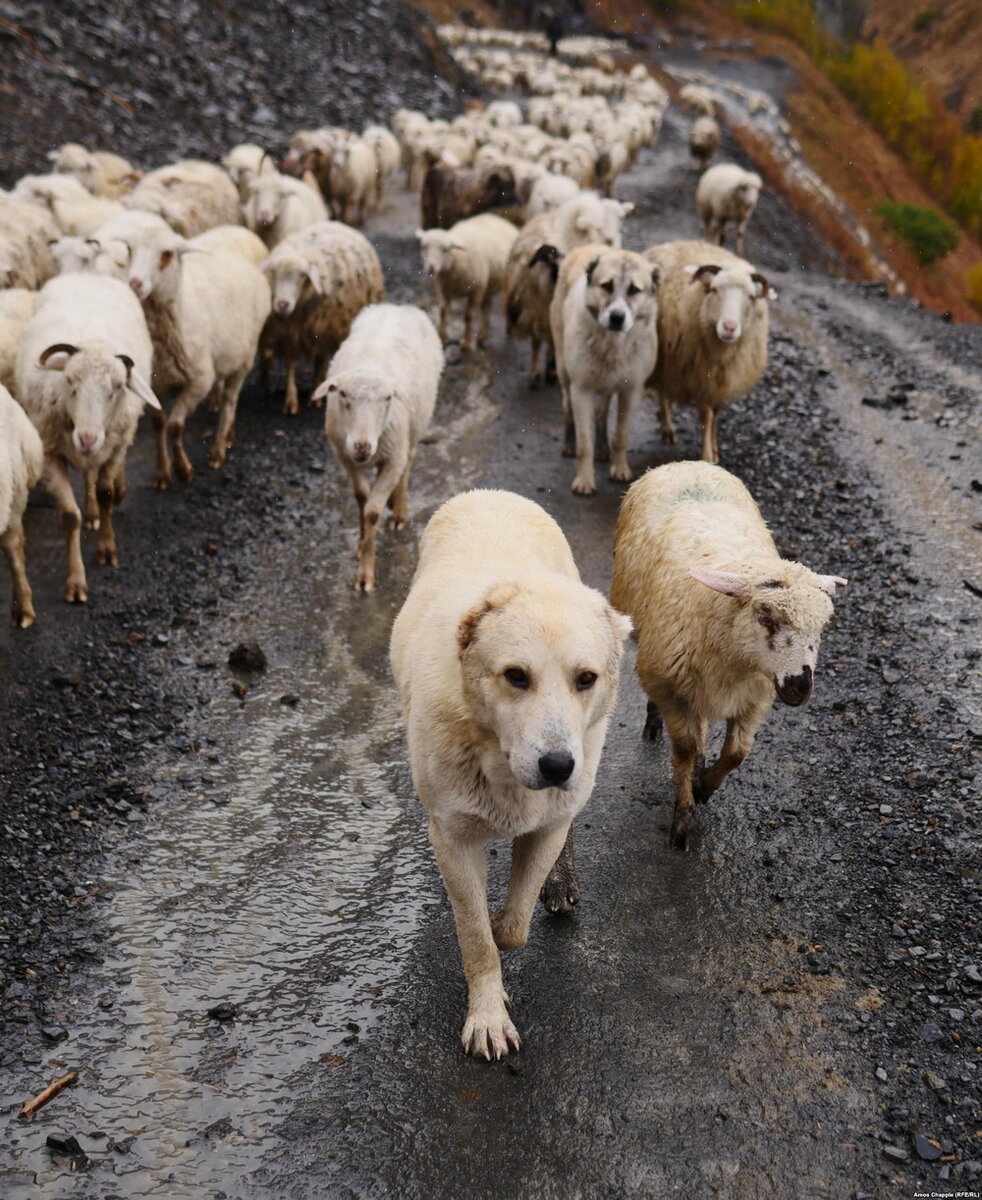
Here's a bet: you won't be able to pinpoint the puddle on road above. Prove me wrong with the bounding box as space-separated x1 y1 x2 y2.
0 326 500 1200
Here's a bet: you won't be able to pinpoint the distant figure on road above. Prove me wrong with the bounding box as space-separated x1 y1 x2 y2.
545 6 564 56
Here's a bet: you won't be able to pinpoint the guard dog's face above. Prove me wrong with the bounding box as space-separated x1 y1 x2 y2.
458 579 632 792
582 250 659 334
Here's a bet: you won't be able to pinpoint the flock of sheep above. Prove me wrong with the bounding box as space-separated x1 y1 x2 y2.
0 25 848 1056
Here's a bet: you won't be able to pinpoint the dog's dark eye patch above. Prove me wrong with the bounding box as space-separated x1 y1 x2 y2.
504 667 530 689
576 671 598 691
600 280 614 293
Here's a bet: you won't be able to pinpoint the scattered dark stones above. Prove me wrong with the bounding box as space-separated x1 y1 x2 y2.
206 1002 238 1023
913 1132 943 1162
45 1133 88 1169
40 1025 69 1044
918 1021 943 1043
881 1144 909 1163
279 693 300 706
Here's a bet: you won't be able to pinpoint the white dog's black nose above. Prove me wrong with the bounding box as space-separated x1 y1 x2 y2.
539 751 575 786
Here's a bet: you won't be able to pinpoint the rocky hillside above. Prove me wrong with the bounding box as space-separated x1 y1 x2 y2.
0 0 470 185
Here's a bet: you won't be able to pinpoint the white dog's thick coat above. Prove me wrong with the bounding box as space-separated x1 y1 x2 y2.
391 490 630 1058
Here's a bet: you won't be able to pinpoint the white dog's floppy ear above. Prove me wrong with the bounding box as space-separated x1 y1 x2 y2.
457 583 520 654
608 605 633 641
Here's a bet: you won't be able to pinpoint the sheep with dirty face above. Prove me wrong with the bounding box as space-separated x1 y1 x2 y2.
417 213 518 350
644 240 775 464
317 303 443 592
610 461 846 851
259 220 385 416
93 209 271 484
505 191 633 386
243 170 328 249
0 383 43 627
697 163 763 256
15 274 160 603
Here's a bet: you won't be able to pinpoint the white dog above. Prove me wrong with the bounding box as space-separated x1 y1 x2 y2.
390 489 632 1058
550 244 659 496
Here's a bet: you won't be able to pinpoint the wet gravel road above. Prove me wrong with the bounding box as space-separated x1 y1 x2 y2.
1 33 981 1200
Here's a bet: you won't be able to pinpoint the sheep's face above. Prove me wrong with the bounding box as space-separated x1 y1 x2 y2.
688 565 846 706
38 346 132 457
583 250 659 334
735 177 762 209
126 233 184 301
416 231 458 277
687 264 776 344
265 262 317 315
248 175 285 227
318 370 395 465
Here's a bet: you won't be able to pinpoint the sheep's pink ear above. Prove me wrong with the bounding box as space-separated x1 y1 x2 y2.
311 379 337 401
38 343 80 370
816 575 848 596
306 263 323 293
688 566 749 597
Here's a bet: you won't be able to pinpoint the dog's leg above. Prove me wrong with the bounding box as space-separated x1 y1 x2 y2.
539 824 579 913
595 395 610 462
428 818 520 1060
609 386 641 481
494 822 572 941
570 385 597 495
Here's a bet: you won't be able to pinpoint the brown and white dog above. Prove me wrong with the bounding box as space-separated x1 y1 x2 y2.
549 244 659 495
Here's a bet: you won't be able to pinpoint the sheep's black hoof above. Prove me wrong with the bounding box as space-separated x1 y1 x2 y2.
642 702 662 743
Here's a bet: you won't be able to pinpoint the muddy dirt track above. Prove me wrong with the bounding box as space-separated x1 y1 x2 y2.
1 12 981 1200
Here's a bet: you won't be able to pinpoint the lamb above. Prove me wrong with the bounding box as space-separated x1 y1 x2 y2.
15 274 160 602
260 221 385 415
0 197 58 289
243 171 328 249
550 244 659 495
643 240 775 464
420 161 519 231
361 125 401 212
0 289 39 393
0 383 43 627
689 116 721 171
314 303 443 592
328 140 377 225
48 143 140 198
610 460 847 850
124 160 241 237
696 163 763 256
416 213 518 351
222 143 277 202
98 211 271 483
505 191 633 386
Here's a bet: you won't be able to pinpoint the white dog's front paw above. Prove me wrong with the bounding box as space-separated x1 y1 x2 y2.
461 994 521 1060
571 473 596 496
609 458 633 482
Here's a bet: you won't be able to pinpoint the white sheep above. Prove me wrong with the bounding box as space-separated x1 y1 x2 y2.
696 163 763 256
0 289 39 394
314 303 443 592
13 172 123 237
260 221 385 415
0 383 43 627
96 210 271 484
124 159 241 237
361 125 401 213
689 116 721 171
222 143 277 203
0 197 58 290
505 191 633 385
610 461 847 850
48 143 139 198
243 171 328 249
416 213 518 350
643 239 776 464
679 83 718 116
329 140 377 225
15 274 160 602
192 224 268 265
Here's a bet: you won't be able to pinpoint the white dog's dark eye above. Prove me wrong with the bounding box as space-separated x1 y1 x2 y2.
626 283 640 296
504 667 530 689
576 671 598 691
600 280 614 294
